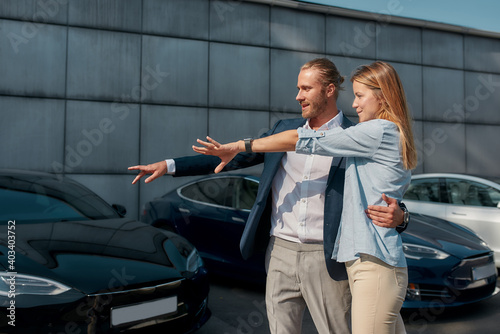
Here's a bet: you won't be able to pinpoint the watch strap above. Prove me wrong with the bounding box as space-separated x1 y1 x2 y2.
396 201 409 233
244 138 253 153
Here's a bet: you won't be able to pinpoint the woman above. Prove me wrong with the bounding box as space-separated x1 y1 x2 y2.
193 61 417 334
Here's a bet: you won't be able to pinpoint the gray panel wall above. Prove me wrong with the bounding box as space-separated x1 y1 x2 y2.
1 0 499 219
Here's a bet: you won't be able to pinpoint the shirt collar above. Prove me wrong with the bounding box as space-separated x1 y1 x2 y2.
304 111 344 130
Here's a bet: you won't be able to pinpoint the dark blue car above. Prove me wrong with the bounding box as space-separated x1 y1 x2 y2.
141 174 498 309
0 170 210 333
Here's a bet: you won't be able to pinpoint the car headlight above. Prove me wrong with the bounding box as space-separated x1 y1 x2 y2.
163 236 203 275
185 248 203 273
0 272 71 296
402 243 450 260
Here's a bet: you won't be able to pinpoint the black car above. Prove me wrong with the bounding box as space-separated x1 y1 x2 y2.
0 170 210 333
141 174 498 309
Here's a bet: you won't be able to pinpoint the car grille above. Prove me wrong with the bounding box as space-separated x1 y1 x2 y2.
82 278 207 332
407 253 497 304
8 274 210 334
407 285 452 300
445 253 497 302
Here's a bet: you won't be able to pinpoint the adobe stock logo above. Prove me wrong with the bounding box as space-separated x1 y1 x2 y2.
6 0 68 54
213 0 243 23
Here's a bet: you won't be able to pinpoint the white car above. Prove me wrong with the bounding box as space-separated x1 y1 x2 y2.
403 173 500 267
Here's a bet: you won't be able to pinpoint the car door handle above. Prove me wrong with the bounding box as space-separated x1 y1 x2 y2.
451 212 467 216
179 208 190 214
231 217 245 223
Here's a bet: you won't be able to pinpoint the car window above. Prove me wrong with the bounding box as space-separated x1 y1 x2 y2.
446 178 500 207
404 178 441 202
233 178 258 210
0 188 86 222
0 176 121 223
180 178 232 207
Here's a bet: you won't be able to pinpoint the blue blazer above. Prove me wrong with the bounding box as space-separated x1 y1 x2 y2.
175 116 355 281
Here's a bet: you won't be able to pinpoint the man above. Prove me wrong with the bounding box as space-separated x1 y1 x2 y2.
129 58 406 334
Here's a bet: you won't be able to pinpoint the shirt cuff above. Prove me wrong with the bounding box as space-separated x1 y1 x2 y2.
296 128 326 155
297 128 326 138
165 159 175 175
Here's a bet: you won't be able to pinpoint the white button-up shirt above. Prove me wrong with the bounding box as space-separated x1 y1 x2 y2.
270 112 343 244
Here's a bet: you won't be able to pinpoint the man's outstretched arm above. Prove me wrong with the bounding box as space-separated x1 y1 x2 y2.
128 160 168 184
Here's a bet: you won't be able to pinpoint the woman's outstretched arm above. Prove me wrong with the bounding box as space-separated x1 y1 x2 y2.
192 130 298 173
250 129 298 152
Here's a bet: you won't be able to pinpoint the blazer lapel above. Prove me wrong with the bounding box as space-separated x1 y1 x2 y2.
326 115 353 185
327 156 344 185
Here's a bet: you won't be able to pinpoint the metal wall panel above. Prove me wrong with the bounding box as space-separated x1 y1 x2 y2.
208 108 270 143
209 43 269 110
139 105 208 163
464 35 500 74
327 16 377 61
65 100 140 173
0 96 65 171
0 0 68 24
422 30 464 69
141 35 209 105
270 6 325 53
421 122 466 173
66 27 141 100
411 120 424 175
377 24 422 64
142 0 209 39
68 0 142 32
0 20 67 97
464 72 500 124
465 124 500 175
210 1 269 47
422 67 464 122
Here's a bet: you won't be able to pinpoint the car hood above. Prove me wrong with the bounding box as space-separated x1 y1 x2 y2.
1 218 186 294
402 214 491 258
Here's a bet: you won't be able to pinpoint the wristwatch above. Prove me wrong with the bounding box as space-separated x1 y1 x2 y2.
244 138 253 153
397 201 410 233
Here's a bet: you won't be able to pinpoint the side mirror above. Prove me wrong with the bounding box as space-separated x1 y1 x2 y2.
112 204 127 217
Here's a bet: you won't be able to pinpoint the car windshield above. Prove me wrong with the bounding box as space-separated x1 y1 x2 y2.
0 174 121 223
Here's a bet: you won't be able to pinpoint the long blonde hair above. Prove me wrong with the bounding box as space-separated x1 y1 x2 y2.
351 61 417 170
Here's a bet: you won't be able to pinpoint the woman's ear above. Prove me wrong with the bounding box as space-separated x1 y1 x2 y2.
378 95 387 107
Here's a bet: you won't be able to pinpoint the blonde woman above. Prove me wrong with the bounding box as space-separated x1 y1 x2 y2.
194 61 417 334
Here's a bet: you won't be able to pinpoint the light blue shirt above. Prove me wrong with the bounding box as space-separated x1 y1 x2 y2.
296 119 410 267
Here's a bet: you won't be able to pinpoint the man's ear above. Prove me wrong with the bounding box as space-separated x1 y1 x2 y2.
326 83 335 97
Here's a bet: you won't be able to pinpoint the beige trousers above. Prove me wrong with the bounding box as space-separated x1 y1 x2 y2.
346 254 407 334
265 236 351 334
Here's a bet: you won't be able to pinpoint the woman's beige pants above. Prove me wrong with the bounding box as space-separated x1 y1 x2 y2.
346 254 407 334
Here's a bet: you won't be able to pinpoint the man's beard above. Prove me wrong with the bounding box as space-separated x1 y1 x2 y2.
301 95 328 119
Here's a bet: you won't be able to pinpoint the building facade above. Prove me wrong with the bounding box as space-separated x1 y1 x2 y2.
1 0 499 218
